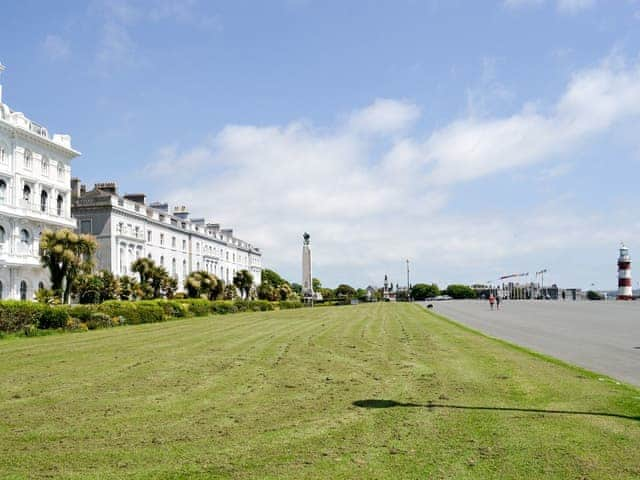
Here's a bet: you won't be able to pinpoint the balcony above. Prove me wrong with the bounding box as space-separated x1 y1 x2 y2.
0 243 40 266
19 199 66 217
115 225 145 242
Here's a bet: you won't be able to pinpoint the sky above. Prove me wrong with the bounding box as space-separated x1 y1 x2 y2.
2 0 640 290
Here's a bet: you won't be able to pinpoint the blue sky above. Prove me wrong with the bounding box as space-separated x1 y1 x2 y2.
2 0 640 289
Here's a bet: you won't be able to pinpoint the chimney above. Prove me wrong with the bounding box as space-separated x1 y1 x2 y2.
94 182 117 195
173 205 189 220
71 178 81 199
124 193 147 205
149 201 169 212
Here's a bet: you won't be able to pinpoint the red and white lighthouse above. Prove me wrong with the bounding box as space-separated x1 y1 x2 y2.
617 244 633 300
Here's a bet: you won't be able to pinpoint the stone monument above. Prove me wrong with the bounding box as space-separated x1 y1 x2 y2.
302 232 314 300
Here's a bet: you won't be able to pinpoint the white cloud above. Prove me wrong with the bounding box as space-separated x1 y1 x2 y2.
95 21 137 73
141 56 640 287
92 0 220 74
42 34 70 61
557 0 595 13
348 98 421 135
504 0 595 12
425 56 640 184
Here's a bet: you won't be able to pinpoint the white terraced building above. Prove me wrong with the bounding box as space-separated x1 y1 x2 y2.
71 182 262 291
0 63 79 300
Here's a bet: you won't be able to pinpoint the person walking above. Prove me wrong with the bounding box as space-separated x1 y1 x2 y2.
496 294 501 310
489 293 495 310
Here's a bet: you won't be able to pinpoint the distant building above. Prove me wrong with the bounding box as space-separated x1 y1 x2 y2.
0 63 79 299
71 181 261 290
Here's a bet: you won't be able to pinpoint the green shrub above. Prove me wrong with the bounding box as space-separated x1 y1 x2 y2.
137 304 164 324
23 324 40 337
278 300 303 310
151 300 189 318
0 301 47 333
39 307 70 329
86 312 114 330
182 299 211 317
210 300 237 314
98 301 164 325
234 300 274 312
67 304 98 322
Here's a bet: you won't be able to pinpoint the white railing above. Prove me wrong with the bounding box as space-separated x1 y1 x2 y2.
18 199 66 217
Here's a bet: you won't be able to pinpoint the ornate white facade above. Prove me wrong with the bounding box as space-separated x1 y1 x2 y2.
71 183 262 290
0 64 78 300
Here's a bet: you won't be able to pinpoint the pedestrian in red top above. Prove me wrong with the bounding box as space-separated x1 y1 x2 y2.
489 293 495 310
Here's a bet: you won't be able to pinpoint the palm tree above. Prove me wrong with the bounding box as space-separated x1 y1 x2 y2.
185 271 220 299
233 269 254 299
131 257 154 285
40 229 97 304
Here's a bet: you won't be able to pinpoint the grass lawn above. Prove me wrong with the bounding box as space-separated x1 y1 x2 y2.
1 303 639 479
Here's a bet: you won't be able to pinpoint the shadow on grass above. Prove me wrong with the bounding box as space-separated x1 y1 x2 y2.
352 399 640 421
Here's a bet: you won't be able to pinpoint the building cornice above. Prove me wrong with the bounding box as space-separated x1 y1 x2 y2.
0 118 80 158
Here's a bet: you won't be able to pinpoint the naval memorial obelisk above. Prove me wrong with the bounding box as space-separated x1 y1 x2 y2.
302 232 314 301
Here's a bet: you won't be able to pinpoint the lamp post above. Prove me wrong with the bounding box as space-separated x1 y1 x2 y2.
406 259 411 302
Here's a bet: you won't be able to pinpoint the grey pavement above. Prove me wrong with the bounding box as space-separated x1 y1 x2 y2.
424 299 640 386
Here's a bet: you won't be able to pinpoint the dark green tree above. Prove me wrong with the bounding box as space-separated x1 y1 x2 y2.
411 283 440 300
335 284 357 299
445 284 477 299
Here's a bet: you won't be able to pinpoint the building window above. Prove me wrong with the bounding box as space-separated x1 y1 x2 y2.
0 225 5 245
0 179 6 204
24 150 32 169
160 233 164 245
0 146 5 164
160 256 164 266
80 219 92 234
41 158 49 176
172 236 176 248
147 230 152 242
196 261 200 270
20 281 27 301
135 226 140 238
20 229 30 245
56 194 63 216
0 280 3 299
38 281 44 291
182 239 186 250
23 184 31 203
172 258 176 276
120 247 125 274
117 222 123 234
182 259 187 276
57 164 64 179
40 190 48 213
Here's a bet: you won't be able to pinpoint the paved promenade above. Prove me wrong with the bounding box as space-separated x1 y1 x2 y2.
427 299 640 386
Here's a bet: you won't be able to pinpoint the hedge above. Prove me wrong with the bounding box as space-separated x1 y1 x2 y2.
278 300 304 310
0 298 305 334
0 301 47 332
99 301 165 325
